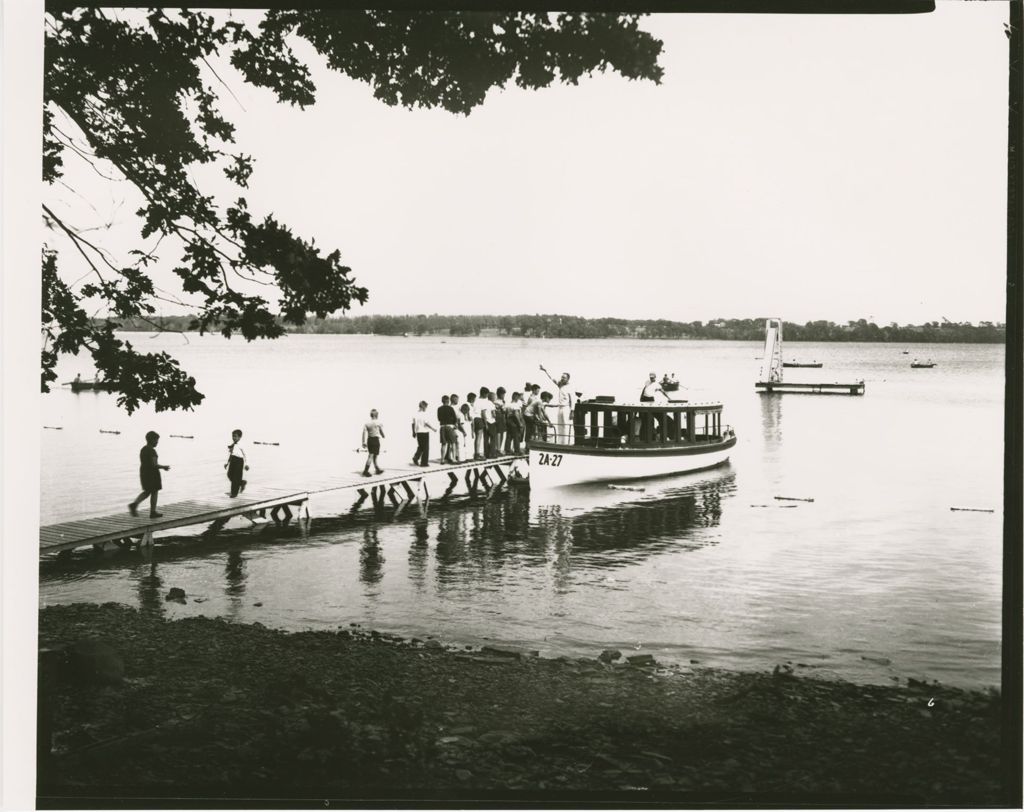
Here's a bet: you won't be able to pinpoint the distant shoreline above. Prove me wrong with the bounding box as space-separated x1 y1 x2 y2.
108 315 1007 344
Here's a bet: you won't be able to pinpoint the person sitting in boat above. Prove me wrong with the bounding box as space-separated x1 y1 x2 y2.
640 372 664 402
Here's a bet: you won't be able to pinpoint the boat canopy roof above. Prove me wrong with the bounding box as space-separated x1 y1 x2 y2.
580 398 723 413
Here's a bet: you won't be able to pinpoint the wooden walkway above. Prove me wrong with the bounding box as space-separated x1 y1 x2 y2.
39 455 526 556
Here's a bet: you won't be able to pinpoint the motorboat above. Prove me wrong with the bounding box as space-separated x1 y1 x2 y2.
528 396 735 487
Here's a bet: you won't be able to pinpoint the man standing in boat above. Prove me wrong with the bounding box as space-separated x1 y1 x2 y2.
539 365 573 444
640 372 664 402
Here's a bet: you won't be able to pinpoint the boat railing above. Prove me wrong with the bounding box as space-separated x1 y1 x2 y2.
531 422 733 448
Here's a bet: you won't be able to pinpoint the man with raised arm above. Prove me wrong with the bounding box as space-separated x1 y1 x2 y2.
539 365 573 445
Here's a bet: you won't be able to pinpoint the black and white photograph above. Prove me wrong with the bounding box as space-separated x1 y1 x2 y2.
2 0 1021 808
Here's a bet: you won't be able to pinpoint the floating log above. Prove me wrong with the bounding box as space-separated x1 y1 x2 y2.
43 426 63 430
253 441 280 446
775 496 814 502
169 434 194 439
608 484 645 492
950 507 995 513
98 429 121 435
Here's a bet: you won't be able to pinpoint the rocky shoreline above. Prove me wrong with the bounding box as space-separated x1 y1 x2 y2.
37 603 1006 806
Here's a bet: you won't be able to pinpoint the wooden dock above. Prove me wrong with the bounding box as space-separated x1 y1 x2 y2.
39 455 525 556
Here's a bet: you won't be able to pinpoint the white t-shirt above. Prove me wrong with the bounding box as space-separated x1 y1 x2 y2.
412 412 434 433
555 385 572 408
641 379 662 398
228 440 247 460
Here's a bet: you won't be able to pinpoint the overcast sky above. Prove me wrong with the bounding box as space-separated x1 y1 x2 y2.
44 4 1010 325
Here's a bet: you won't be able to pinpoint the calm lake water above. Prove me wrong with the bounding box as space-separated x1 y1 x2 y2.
39 334 1004 689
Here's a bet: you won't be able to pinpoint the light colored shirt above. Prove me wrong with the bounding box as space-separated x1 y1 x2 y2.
641 379 663 398
228 440 247 461
479 401 494 424
412 412 435 433
555 384 572 408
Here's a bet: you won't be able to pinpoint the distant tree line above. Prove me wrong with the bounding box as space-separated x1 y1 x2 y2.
109 314 1007 343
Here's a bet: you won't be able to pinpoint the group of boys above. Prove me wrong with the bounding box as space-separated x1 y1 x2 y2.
408 382 558 468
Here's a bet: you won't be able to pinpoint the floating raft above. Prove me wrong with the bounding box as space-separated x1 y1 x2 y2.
755 381 865 396
756 319 864 395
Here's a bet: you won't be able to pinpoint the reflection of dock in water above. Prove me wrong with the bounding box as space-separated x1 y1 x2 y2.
43 469 736 604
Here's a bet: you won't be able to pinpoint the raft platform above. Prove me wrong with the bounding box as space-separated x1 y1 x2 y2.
39 455 525 556
756 318 865 396
755 381 865 395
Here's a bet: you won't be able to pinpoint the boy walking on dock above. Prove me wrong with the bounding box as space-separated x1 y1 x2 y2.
225 429 249 496
437 395 459 464
411 401 437 467
361 409 385 476
506 391 525 454
467 391 484 460
128 431 170 518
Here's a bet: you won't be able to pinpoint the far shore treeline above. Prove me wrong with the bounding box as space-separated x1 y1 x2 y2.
109 314 1007 343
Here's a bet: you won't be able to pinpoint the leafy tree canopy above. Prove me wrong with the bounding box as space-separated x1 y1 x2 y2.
42 8 664 412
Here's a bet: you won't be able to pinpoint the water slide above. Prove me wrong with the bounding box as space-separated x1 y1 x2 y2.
759 318 784 383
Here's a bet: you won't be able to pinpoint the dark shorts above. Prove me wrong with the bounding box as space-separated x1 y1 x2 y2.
140 469 162 492
441 425 458 444
367 436 380 455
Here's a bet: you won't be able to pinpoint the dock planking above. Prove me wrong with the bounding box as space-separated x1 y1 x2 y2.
39 455 526 555
39 486 308 554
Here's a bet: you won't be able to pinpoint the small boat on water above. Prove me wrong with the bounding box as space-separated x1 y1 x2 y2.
528 396 736 487
65 378 114 393
660 374 680 392
910 360 936 368
782 361 822 368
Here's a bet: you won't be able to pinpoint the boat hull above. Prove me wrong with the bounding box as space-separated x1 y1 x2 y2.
528 436 736 487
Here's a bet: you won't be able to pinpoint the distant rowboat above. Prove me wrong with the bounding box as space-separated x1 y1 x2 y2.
65 379 114 393
910 360 936 369
782 361 822 368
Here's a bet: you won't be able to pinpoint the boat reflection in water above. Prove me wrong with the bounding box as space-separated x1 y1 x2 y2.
531 467 733 570
388 466 735 591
